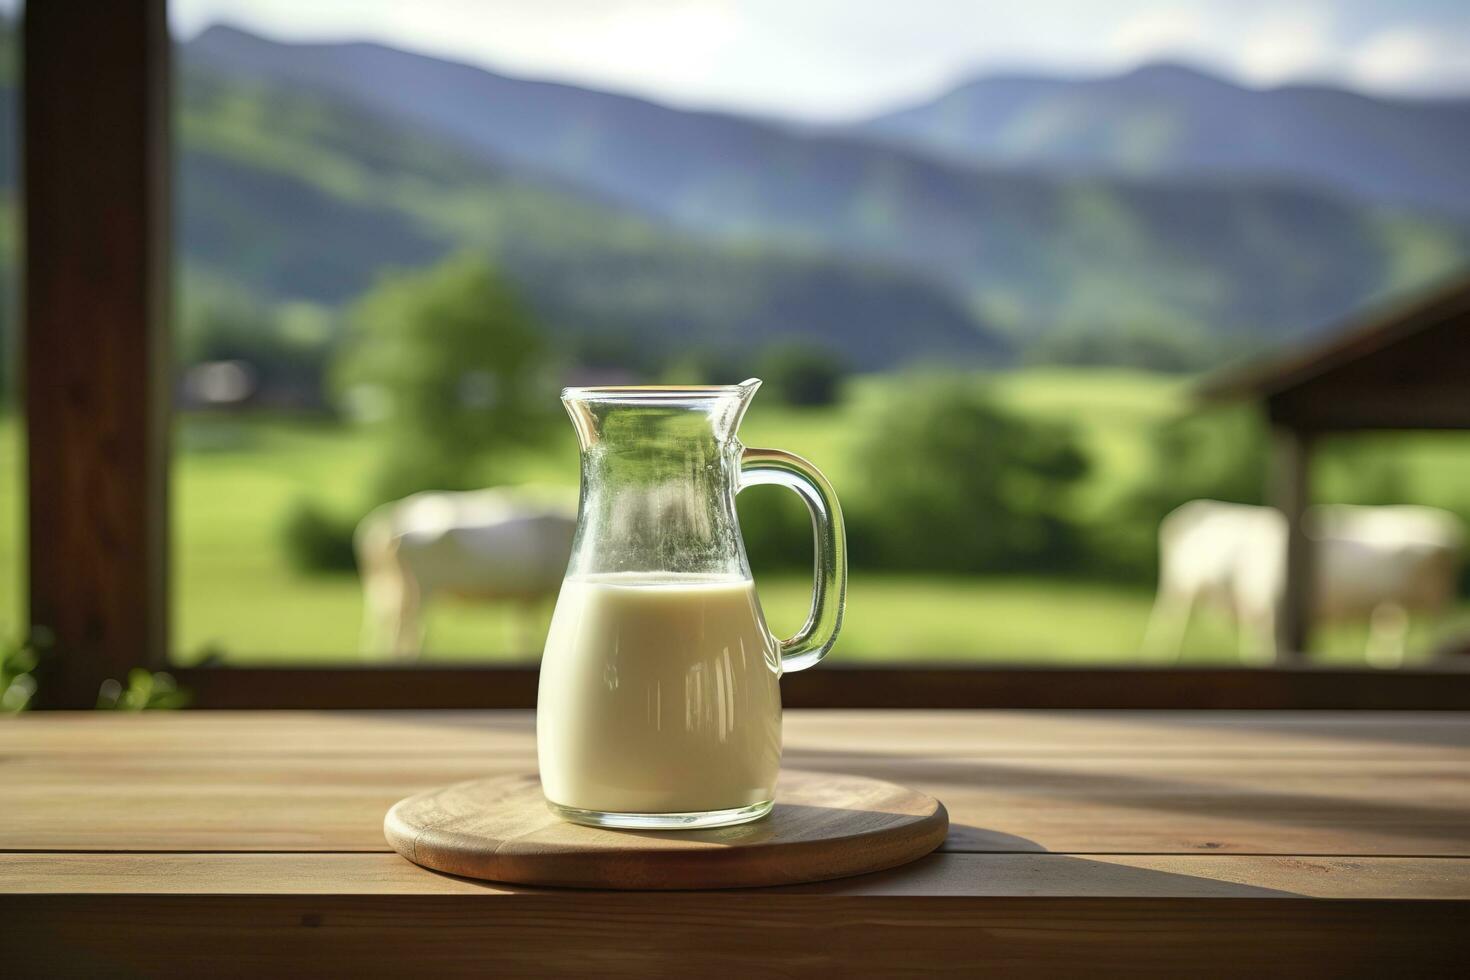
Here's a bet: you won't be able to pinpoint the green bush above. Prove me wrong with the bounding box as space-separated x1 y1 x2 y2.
658 347 756 386
1024 320 1266 374
280 498 359 574
96 669 192 711
852 375 1090 573
757 342 847 406
1 629 45 714
737 483 816 573
1097 404 1270 581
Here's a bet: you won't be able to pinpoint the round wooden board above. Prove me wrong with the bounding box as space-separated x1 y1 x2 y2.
385 770 948 890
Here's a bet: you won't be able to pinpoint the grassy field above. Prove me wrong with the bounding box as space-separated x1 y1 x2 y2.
4 367 1470 668
164 369 1208 664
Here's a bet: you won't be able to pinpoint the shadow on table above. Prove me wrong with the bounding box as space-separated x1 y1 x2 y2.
1123 712 1470 749
782 749 1469 846
769 844 1304 898
412 820 1299 898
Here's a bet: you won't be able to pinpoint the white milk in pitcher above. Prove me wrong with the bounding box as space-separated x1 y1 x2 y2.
537 572 783 815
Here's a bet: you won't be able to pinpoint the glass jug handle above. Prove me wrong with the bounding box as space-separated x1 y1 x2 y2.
739 448 847 672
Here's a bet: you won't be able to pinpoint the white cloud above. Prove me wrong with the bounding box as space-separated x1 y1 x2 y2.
170 0 1470 119
1108 4 1215 61
1349 26 1469 92
1104 3 1342 84
1233 5 1337 83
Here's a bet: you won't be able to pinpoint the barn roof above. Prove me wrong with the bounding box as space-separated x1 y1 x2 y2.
1197 273 1470 431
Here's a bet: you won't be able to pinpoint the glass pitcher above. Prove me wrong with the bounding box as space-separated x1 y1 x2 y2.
537 379 846 829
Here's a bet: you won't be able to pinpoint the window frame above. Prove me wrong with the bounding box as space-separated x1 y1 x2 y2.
21 1 1470 710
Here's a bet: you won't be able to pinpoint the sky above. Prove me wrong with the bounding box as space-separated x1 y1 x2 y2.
160 1 1470 120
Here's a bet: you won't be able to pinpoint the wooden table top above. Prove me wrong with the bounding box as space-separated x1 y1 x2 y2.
5 710 1468 976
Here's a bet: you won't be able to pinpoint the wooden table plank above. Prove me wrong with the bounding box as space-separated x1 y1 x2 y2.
4 710 1468 976
8 893 1466 977
5 852 1469 899
5 749 1466 855
5 710 1467 757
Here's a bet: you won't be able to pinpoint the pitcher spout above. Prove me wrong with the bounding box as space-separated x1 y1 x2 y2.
729 377 762 435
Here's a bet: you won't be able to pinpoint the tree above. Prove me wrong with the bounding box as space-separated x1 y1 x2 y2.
1097 404 1270 581
854 375 1090 572
1132 405 1269 515
1023 320 1249 374
757 341 848 407
177 291 334 409
333 254 554 502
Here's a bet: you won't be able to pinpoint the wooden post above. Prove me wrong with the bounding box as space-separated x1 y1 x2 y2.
1270 426 1313 662
23 2 171 707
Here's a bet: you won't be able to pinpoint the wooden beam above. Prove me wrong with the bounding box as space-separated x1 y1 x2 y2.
8 894 1468 976
1269 386 1470 431
23 1 171 707
1197 274 1470 406
1270 427 1313 662
169 664 1470 710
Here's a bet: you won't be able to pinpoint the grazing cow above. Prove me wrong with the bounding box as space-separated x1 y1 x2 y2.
1143 500 1463 665
355 489 577 658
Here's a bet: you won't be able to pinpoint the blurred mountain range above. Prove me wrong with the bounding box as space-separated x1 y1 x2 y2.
865 62 1470 218
4 21 1469 374
186 26 1468 355
176 67 997 369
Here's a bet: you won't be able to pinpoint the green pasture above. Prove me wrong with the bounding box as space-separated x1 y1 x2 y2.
165 368 1204 664
3 367 1469 667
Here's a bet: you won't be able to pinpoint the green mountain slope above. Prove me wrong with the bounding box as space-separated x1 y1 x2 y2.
189 26 1470 341
175 68 1003 368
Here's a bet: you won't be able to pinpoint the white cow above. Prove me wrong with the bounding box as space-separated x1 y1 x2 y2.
1143 500 1463 665
355 488 577 658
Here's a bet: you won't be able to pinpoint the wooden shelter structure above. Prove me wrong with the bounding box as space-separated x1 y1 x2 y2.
1198 274 1470 659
